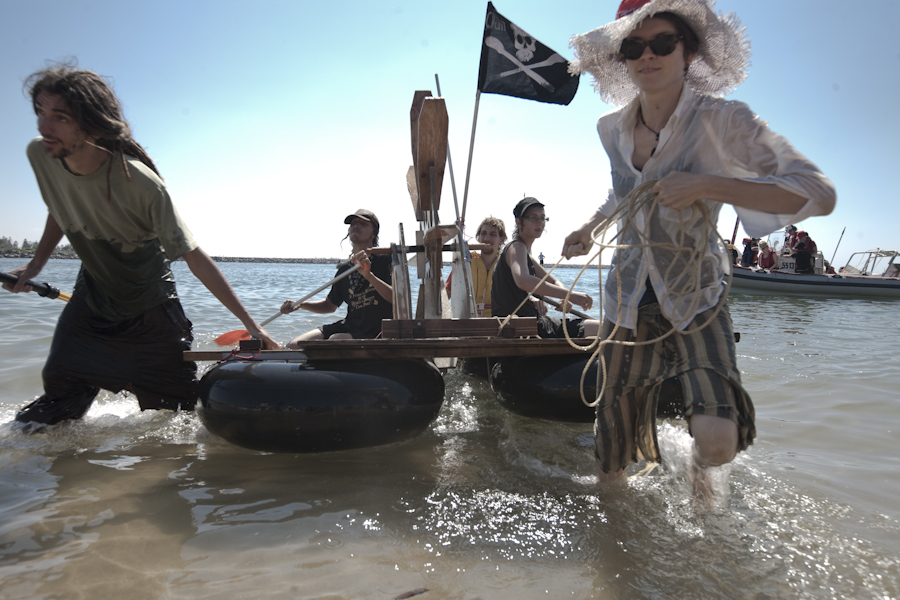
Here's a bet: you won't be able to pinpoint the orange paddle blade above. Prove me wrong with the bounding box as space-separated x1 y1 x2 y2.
214 329 251 346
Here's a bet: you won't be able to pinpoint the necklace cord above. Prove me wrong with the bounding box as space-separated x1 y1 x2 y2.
639 108 661 156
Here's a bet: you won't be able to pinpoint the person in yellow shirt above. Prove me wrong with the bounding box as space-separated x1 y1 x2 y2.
446 216 507 317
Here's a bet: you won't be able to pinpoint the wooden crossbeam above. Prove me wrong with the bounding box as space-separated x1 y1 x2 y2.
366 243 490 255
381 318 537 339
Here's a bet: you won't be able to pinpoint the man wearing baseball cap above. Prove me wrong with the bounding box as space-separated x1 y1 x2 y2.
281 209 393 344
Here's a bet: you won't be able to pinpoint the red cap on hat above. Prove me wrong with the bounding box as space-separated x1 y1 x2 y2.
616 0 652 19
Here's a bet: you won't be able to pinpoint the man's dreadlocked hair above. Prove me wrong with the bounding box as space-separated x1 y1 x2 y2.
25 63 160 196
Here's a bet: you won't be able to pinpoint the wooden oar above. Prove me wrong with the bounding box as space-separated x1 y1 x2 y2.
0 271 71 302
533 294 592 320
213 263 363 346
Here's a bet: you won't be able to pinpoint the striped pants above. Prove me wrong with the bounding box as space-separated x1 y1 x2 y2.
594 303 755 473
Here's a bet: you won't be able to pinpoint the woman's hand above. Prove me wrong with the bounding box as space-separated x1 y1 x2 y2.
562 210 610 259
555 293 593 312
280 299 297 315
573 292 593 311
562 228 593 259
652 172 713 210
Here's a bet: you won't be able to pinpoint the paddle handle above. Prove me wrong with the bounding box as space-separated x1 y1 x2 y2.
258 263 364 327
534 294 592 320
1 271 71 302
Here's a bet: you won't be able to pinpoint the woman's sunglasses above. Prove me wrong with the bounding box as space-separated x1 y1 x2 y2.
619 33 684 60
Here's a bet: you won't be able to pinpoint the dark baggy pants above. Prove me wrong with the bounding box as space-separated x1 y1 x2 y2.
16 294 198 425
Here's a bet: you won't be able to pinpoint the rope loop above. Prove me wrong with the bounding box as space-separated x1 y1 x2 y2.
556 180 735 409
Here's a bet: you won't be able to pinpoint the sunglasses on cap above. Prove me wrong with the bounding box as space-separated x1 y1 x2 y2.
619 33 684 60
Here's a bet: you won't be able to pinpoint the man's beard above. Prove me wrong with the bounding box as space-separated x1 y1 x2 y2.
44 138 86 161
45 146 72 160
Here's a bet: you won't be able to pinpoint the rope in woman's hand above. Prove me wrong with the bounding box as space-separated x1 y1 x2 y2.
561 180 735 409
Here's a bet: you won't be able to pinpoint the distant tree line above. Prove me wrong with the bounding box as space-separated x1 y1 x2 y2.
0 236 74 253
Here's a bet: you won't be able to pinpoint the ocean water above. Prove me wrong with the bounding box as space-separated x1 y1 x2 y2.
0 257 898 599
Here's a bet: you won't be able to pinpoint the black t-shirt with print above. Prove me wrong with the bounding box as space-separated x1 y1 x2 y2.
326 254 393 338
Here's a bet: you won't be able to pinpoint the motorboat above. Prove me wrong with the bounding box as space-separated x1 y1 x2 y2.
730 248 900 298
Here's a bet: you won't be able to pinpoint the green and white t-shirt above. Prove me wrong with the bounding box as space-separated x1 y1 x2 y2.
28 138 198 320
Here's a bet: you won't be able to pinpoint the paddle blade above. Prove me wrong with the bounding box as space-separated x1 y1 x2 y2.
214 329 251 346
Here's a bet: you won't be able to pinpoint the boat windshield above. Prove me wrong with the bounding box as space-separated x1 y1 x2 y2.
841 250 900 276
766 232 787 255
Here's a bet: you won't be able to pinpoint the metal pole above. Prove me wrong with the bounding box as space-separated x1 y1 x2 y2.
460 90 482 224
830 226 846 265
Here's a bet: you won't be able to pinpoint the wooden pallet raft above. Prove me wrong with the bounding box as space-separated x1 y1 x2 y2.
184 316 597 362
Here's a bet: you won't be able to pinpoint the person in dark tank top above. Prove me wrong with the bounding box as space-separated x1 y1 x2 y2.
492 197 599 339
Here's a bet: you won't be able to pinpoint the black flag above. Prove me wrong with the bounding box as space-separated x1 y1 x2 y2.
477 2 578 105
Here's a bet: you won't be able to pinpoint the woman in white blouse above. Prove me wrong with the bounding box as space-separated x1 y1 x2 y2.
562 0 836 498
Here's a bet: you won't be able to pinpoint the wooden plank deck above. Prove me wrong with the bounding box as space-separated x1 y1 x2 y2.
381 317 538 339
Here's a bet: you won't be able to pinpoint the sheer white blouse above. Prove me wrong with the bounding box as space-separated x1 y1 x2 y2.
596 86 836 329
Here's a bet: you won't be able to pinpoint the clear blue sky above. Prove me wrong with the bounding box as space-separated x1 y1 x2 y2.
1 0 897 267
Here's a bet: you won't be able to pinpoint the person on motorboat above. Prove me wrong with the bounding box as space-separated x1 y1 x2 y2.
791 230 817 274
492 197 600 339
726 243 739 265
740 237 760 267
562 0 836 499
445 216 507 317
280 209 393 346
784 225 799 255
757 240 779 270
4 64 279 428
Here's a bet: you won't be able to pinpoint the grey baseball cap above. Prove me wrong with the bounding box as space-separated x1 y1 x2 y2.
344 209 380 234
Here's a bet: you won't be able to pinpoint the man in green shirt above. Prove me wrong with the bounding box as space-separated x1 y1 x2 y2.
3 65 278 426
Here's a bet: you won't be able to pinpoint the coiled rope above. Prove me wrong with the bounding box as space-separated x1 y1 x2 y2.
498 180 734 409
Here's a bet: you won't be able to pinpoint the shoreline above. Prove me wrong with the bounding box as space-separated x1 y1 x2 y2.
1 250 604 269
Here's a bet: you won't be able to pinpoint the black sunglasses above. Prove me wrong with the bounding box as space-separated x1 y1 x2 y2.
619 33 684 60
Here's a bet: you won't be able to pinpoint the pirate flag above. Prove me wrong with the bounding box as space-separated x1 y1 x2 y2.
477 2 578 105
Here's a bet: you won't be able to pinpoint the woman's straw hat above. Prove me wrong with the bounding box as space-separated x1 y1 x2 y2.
569 0 751 106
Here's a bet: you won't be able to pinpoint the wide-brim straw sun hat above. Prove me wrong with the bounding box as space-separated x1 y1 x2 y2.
569 0 751 106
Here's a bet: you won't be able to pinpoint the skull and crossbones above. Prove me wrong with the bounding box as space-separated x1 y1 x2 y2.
484 33 567 92
512 24 536 62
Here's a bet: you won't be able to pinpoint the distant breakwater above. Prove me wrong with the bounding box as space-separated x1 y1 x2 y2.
0 251 341 265
2 250 603 268
210 256 342 265
209 257 602 268
2 251 79 260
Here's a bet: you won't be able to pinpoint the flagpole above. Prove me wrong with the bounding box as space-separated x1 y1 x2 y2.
434 74 461 222
461 89 482 224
